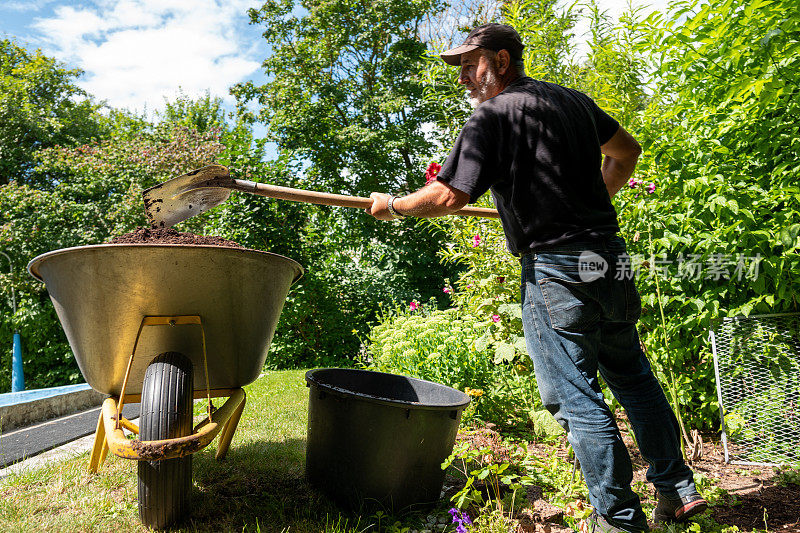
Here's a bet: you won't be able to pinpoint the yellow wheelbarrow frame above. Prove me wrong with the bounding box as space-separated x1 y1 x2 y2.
89 388 246 470
87 315 247 472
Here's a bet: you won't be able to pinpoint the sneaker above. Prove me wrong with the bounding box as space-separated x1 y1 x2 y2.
586 511 647 532
652 491 708 523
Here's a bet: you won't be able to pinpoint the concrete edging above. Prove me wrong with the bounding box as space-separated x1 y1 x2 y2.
0 386 107 433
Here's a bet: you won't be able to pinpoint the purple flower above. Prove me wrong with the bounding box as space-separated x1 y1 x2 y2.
449 508 472 532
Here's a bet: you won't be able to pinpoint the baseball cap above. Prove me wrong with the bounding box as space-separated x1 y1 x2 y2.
440 23 524 66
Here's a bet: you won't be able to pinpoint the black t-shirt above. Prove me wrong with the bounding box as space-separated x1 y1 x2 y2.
436 77 621 254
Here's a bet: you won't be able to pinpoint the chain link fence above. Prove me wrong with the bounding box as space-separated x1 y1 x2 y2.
711 312 800 467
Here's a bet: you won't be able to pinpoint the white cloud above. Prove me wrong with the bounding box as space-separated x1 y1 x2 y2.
1 0 59 12
30 0 264 113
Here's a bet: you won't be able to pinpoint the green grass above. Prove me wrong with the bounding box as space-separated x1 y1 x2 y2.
0 370 375 532
0 370 753 533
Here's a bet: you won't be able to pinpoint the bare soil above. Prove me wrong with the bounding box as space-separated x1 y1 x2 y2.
455 422 800 532
108 227 244 248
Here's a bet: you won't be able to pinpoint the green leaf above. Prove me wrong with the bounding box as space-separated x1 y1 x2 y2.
474 334 490 353
494 342 516 364
513 335 528 355
780 227 796 248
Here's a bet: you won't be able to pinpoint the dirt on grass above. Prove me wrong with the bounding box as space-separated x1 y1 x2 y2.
454 421 800 533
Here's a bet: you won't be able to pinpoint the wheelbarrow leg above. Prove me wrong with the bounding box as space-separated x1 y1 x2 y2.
89 409 108 473
215 389 246 461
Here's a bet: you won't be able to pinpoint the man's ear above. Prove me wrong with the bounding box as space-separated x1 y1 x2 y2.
496 50 511 75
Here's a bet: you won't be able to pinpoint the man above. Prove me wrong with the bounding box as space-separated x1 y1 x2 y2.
366 23 707 533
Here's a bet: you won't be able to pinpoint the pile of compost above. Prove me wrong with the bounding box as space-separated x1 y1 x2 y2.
108 227 244 249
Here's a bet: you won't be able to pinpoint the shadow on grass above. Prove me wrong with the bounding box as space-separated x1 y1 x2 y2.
182 437 372 533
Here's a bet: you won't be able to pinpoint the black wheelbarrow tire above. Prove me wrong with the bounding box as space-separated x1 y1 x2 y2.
137 351 194 530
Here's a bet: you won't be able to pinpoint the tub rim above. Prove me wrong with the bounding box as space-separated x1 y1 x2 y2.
305 368 471 410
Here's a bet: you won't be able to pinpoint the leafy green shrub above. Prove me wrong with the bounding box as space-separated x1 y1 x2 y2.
775 466 800 487
366 306 539 428
616 0 800 428
443 441 532 512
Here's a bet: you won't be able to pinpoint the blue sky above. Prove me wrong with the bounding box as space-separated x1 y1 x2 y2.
1 0 268 115
1 0 665 118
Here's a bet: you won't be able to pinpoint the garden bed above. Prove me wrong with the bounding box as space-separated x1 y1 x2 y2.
447 419 800 533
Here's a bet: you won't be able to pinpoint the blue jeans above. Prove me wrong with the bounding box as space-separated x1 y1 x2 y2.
520 236 696 531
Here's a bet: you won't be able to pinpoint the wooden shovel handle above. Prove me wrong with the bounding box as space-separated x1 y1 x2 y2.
231 179 500 219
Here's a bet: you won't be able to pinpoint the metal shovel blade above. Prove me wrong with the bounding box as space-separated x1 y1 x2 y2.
142 165 233 228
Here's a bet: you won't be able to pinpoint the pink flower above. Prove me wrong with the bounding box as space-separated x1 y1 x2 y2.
472 234 482 247
425 162 442 184
409 301 420 311
646 182 656 194
443 287 452 294
491 314 501 323
627 178 639 188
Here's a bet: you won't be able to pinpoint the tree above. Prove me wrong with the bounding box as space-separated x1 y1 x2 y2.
0 39 108 186
158 89 228 135
224 0 462 366
233 0 444 195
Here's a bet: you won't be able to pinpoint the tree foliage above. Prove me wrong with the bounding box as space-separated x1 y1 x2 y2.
0 39 108 186
224 0 462 366
234 0 443 195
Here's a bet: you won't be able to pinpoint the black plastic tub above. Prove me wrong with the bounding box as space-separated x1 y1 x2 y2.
305 368 471 512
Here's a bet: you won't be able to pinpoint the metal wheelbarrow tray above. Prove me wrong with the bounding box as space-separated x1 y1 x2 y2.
28 243 302 529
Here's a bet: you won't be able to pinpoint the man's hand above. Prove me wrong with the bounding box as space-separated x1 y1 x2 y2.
365 182 470 221
366 192 396 220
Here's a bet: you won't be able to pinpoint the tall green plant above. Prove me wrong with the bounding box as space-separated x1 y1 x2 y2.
615 0 800 427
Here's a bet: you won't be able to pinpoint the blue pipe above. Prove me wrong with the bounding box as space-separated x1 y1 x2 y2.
11 332 24 392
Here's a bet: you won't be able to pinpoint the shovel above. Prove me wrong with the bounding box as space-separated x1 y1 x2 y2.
142 165 499 228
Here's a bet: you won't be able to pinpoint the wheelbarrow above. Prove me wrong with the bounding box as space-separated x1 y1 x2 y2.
28 243 302 529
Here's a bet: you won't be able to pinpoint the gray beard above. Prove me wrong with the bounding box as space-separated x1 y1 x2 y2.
466 65 499 108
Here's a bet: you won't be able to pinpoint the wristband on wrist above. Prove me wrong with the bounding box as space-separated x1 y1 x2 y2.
387 196 405 219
